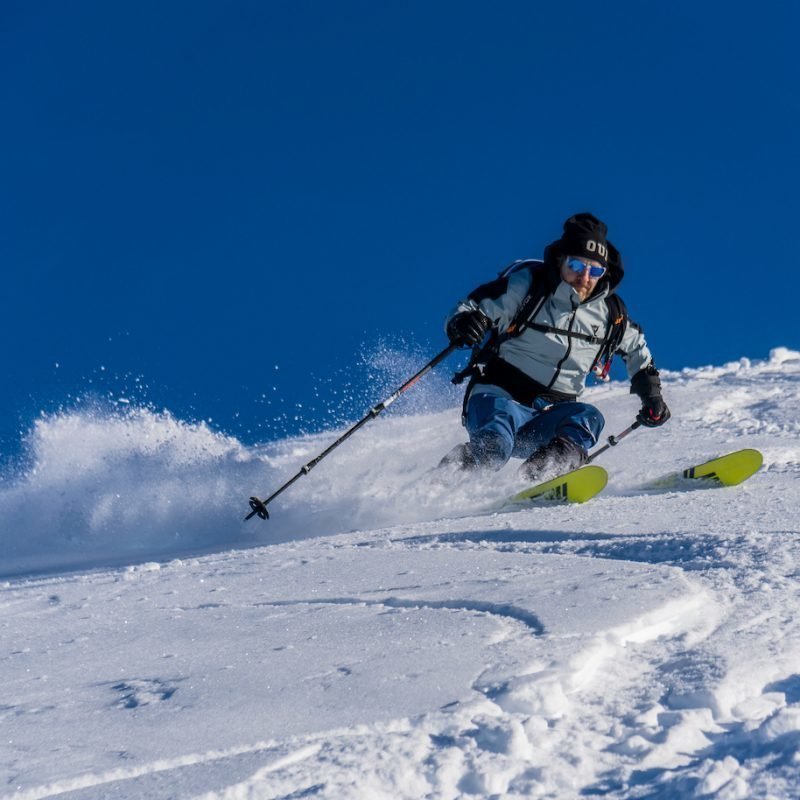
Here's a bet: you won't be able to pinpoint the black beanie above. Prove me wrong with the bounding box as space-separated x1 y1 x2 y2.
558 212 610 268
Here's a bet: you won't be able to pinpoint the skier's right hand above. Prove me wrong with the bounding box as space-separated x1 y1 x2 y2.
447 310 491 347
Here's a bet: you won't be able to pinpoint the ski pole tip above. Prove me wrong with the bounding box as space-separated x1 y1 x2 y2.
245 496 269 521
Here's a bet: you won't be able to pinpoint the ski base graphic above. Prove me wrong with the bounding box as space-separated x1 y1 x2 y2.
645 448 763 490
506 465 608 506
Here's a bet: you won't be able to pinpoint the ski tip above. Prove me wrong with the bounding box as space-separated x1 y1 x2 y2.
739 448 764 467
578 464 609 480
647 448 765 491
689 448 764 486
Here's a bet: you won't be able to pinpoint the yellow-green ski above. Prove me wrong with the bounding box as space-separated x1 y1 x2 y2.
507 465 608 506
646 448 763 490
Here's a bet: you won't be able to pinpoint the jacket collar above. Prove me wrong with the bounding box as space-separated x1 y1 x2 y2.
553 279 611 310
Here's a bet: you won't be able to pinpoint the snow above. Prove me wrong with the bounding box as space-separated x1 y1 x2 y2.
1 347 800 799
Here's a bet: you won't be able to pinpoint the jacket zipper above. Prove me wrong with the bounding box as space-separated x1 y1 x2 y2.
547 307 577 390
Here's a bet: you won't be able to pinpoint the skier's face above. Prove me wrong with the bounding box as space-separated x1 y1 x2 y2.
561 255 603 301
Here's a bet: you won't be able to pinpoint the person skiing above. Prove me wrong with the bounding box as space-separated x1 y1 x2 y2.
442 212 670 480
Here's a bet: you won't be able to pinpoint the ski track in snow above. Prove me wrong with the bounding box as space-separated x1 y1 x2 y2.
1 347 800 799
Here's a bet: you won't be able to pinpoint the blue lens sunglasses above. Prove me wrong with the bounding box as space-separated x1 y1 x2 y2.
566 257 606 279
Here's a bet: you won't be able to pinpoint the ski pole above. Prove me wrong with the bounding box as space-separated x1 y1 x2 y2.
587 420 642 464
245 342 460 521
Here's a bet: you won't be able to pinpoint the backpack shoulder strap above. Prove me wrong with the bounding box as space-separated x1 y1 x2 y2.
605 293 628 352
504 260 550 337
591 293 629 381
451 259 547 387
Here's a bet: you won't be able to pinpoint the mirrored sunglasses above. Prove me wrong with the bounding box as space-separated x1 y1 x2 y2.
566 257 606 279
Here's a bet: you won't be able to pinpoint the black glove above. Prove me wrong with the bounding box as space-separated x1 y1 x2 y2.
638 395 671 427
631 364 671 428
447 309 491 347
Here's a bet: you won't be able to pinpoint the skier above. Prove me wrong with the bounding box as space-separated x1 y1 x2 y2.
442 212 670 480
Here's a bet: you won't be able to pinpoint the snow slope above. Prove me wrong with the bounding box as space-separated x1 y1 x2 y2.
1 347 799 799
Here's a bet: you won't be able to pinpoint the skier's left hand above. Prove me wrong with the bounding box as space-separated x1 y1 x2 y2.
637 396 671 427
631 364 671 428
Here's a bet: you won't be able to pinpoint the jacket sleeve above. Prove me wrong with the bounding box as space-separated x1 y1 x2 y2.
617 318 654 378
444 268 533 335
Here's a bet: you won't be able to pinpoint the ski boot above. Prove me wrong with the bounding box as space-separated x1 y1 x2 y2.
437 442 479 472
521 436 587 483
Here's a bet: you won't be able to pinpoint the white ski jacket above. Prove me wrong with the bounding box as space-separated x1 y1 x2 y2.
447 264 653 400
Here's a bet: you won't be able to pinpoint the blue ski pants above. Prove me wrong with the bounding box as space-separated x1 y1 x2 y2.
465 389 604 470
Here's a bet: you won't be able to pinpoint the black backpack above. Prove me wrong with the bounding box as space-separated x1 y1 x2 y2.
453 258 629 387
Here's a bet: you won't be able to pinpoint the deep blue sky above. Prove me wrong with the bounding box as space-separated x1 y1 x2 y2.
2 1 798 452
